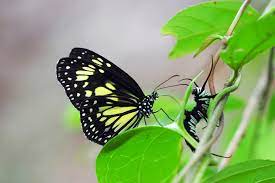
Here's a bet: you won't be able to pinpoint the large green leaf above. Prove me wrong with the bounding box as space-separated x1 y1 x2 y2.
221 8 275 70
161 0 259 59
63 105 81 131
96 127 183 183
204 160 275 183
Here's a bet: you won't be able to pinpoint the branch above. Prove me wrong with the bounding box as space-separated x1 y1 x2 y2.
218 47 274 170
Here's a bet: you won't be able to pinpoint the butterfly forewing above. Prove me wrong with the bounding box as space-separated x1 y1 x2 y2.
69 48 145 99
56 48 145 110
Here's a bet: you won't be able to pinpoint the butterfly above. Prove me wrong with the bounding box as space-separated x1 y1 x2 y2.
181 61 216 151
56 48 178 145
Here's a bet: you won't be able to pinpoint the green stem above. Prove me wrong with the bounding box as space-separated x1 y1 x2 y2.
193 157 210 183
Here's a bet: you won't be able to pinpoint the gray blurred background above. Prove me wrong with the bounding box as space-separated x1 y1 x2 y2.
0 1 269 183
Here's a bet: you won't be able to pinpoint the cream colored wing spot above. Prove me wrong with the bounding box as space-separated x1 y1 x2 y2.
83 82 89 88
99 106 112 111
82 67 94 72
97 113 101 118
105 82 115 90
95 87 112 96
103 106 137 116
99 117 107 122
114 112 138 132
106 63 111 67
107 96 119 102
92 59 103 66
76 70 94 75
105 116 119 125
97 58 103 62
99 69 104 73
85 90 93 97
76 75 89 81
88 64 95 69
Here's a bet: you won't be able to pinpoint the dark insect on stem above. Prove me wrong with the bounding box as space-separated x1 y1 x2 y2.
181 60 216 150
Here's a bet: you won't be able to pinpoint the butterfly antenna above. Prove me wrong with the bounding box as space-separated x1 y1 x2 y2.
154 75 180 91
202 56 214 91
210 152 232 158
178 78 199 87
156 84 189 91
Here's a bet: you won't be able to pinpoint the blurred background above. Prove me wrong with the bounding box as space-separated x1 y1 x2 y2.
0 1 272 183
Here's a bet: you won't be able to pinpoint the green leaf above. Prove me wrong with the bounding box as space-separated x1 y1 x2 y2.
203 160 275 183
194 34 224 57
224 95 245 112
161 0 259 59
96 127 183 183
266 92 275 124
221 8 275 70
63 105 81 131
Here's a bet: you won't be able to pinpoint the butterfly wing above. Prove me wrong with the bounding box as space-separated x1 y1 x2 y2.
56 47 145 110
57 48 147 144
80 96 143 144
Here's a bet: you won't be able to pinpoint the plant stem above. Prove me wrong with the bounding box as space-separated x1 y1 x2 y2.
218 47 274 170
193 157 210 183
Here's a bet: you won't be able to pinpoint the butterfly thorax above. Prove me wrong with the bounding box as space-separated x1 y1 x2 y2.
138 91 158 118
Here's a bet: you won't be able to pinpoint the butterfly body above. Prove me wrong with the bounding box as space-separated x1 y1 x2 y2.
57 48 160 145
138 91 158 117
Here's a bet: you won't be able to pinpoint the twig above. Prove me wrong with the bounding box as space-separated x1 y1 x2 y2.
208 0 252 94
173 1 253 182
218 47 274 170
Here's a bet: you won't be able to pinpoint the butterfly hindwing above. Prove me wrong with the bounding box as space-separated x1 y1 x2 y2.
80 96 142 144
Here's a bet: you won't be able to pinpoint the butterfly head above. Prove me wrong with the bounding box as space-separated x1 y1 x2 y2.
151 91 159 100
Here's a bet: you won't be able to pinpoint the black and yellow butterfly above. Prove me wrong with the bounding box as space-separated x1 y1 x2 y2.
57 48 176 145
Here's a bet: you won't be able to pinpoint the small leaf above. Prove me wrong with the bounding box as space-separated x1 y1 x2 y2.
161 1 259 59
194 34 224 57
203 160 275 183
63 105 81 131
224 95 245 112
221 8 275 70
96 127 183 183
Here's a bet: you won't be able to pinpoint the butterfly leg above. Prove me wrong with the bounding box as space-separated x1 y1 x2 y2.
153 108 175 122
143 116 147 126
152 113 163 127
